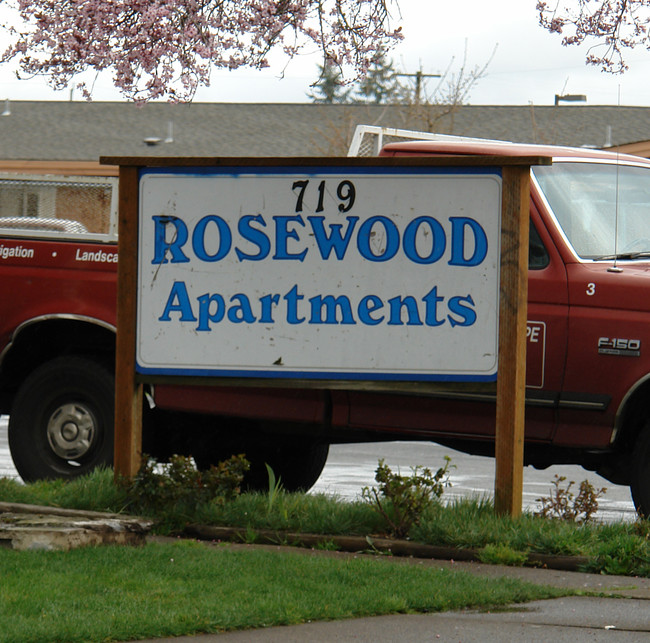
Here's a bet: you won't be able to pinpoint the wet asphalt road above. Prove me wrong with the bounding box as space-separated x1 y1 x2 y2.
0 414 638 521
311 440 639 522
0 416 14 480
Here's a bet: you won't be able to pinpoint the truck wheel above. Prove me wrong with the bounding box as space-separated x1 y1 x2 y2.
196 437 329 493
631 423 650 518
8 356 114 482
247 439 330 492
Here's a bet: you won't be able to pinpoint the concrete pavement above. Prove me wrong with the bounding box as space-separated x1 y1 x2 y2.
130 543 650 643
130 599 650 642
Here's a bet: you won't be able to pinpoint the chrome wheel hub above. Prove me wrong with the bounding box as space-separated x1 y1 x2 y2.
47 403 95 460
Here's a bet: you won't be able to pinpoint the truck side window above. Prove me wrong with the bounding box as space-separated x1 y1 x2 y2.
0 176 117 241
529 222 549 270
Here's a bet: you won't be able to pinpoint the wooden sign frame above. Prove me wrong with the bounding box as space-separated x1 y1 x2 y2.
103 154 550 517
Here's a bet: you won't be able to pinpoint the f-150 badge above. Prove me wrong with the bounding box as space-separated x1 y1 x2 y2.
598 337 641 357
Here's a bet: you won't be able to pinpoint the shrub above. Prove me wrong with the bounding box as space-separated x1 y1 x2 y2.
534 474 605 524
362 457 452 538
123 453 250 515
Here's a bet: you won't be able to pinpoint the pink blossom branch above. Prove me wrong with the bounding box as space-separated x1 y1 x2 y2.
2 0 403 102
538 0 649 73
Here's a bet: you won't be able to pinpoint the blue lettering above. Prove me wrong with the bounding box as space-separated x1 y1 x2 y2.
259 293 280 323
358 295 384 325
422 286 445 327
283 285 305 324
357 216 400 262
273 215 307 261
196 293 225 331
192 215 232 262
236 214 271 261
152 216 190 264
159 281 196 321
228 294 256 323
449 217 488 267
158 284 477 331
308 216 359 260
402 216 446 265
309 295 355 324
447 295 477 327
387 295 423 326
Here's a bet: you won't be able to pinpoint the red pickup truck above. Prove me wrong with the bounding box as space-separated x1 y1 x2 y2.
2 139 650 516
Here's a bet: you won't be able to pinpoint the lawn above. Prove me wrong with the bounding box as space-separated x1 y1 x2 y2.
0 541 568 643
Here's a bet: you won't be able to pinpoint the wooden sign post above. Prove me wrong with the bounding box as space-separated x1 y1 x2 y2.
106 155 548 514
494 166 530 517
114 165 142 479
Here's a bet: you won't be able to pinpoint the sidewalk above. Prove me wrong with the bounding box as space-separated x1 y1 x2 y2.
132 542 650 643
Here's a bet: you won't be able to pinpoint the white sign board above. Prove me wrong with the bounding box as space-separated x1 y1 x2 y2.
137 166 502 381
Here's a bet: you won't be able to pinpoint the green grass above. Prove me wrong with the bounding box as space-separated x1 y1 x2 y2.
0 541 568 643
412 496 603 554
0 469 128 514
2 469 650 577
412 498 650 576
195 488 386 534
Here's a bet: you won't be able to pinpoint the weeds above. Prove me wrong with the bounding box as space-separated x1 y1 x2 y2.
265 463 283 515
362 457 453 538
122 454 250 516
633 519 650 541
588 525 650 576
478 543 528 567
313 539 339 551
534 475 606 524
364 535 393 555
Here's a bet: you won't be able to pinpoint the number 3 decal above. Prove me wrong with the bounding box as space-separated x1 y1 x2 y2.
586 283 596 296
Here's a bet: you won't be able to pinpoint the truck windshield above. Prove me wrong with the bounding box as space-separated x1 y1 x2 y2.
532 161 650 260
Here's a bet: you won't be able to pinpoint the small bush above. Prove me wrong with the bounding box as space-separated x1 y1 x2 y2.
123 453 250 515
362 457 452 538
535 474 605 524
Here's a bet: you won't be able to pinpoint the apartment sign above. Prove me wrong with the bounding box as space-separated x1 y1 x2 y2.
136 165 502 381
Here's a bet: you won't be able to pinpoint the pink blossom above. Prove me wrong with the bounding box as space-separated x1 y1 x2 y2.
538 0 650 73
2 0 402 101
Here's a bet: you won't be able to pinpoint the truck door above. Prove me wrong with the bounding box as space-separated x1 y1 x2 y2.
535 159 650 450
524 201 570 440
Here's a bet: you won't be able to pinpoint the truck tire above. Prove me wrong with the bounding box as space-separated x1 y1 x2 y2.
631 423 650 518
196 436 329 493
245 439 330 492
8 356 114 482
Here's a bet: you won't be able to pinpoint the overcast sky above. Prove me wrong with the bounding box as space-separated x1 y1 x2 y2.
1 0 649 106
